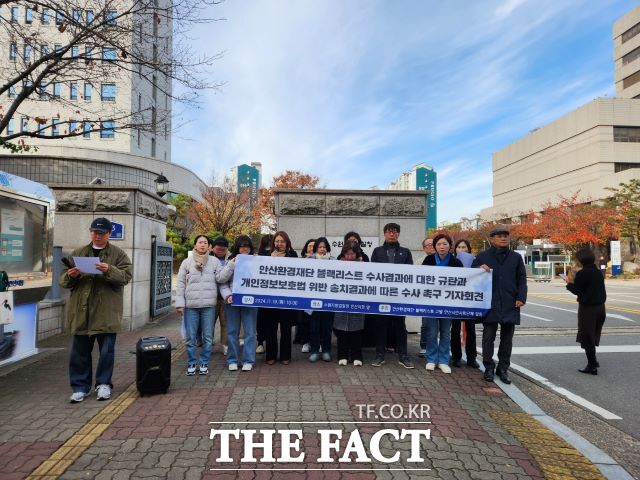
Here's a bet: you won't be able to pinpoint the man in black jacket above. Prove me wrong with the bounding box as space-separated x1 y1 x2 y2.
473 226 527 384
370 223 414 369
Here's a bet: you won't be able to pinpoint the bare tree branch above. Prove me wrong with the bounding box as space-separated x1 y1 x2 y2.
0 0 223 150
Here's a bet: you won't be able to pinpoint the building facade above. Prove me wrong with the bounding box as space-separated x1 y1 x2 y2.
614 6 640 99
0 1 205 198
387 163 437 231
481 7 640 222
481 98 640 220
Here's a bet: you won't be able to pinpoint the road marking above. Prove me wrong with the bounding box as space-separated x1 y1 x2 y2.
527 301 576 313
528 297 640 317
511 345 640 354
521 313 554 322
608 313 635 322
606 296 640 305
507 362 622 420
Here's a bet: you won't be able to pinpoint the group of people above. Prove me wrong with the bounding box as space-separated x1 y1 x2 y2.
174 222 533 384
60 217 606 403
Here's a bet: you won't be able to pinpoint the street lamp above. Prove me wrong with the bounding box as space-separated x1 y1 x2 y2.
154 172 169 198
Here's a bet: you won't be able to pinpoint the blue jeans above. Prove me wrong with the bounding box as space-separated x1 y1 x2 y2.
184 307 214 365
423 317 451 365
225 303 257 366
69 333 116 393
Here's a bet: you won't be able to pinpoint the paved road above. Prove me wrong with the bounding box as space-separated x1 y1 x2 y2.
523 280 640 328
408 278 640 443
510 334 640 438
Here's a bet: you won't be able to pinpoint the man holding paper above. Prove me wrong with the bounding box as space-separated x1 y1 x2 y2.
60 218 132 403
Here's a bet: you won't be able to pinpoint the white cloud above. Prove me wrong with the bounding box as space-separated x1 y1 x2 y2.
171 0 636 222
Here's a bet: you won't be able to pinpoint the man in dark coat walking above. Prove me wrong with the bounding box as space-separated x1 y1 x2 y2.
370 223 414 369
473 226 527 384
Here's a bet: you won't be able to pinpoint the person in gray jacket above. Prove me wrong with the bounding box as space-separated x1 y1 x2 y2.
333 241 365 366
175 235 224 376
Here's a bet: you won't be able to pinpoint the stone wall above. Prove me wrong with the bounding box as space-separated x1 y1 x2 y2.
275 189 429 262
50 185 168 331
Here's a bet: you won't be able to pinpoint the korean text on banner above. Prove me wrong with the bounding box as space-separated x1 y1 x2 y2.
231 255 492 318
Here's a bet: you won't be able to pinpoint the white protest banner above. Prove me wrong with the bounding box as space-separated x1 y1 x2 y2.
232 255 492 318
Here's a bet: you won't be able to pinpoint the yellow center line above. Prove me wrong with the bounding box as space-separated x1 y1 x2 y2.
26 343 185 479
529 293 640 315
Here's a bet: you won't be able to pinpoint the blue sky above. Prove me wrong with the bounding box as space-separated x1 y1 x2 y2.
171 0 638 223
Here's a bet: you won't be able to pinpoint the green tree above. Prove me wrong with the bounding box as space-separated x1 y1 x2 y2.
606 179 639 257
167 193 194 267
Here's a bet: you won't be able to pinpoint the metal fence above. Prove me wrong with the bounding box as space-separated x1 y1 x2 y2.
151 238 173 317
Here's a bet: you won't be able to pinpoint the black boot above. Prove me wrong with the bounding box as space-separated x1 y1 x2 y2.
581 347 598 375
483 366 495 382
578 365 598 375
496 368 511 384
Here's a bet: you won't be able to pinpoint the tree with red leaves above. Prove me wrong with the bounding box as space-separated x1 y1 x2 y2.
254 170 321 232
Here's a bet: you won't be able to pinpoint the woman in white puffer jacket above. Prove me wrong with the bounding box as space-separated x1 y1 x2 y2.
176 235 226 376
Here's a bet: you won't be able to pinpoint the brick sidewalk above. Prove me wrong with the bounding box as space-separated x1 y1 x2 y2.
0 313 606 480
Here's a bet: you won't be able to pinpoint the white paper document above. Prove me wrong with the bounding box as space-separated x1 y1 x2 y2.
73 256 103 275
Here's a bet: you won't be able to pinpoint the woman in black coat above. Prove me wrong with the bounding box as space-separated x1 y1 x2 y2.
255 234 273 355
564 247 606 375
264 231 298 365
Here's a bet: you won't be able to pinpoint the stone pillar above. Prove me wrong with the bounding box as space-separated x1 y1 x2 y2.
50 185 168 331
275 189 428 262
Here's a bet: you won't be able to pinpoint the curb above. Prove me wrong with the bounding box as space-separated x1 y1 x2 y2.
479 363 635 480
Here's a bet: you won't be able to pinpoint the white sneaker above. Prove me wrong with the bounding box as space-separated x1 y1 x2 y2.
241 363 253 371
228 363 238 371
419 349 426 357
187 364 197 376
223 345 228 356
199 364 209 375
301 343 310 353
69 391 89 403
338 359 348 366
96 384 111 401
353 360 363 366
256 344 264 354
425 362 436 371
438 364 452 374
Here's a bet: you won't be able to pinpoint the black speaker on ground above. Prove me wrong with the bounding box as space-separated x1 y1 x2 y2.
136 336 171 395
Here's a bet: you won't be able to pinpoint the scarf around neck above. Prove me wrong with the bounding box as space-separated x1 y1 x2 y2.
315 252 332 260
192 250 209 271
435 253 451 266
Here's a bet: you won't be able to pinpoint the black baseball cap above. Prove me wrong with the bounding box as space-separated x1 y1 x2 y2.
212 236 229 247
90 217 113 233
489 226 510 237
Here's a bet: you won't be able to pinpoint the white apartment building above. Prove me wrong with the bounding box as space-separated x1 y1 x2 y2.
0 1 205 197
481 7 640 221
